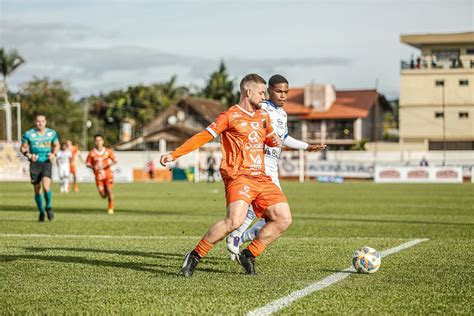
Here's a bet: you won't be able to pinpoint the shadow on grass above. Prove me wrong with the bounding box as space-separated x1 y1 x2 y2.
0 252 233 276
295 215 474 227
0 204 216 217
23 247 227 263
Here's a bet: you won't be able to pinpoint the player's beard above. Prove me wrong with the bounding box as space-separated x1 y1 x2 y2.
249 98 261 110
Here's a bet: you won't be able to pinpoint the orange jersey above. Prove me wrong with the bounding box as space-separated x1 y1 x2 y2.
86 147 117 180
70 145 78 165
206 105 275 180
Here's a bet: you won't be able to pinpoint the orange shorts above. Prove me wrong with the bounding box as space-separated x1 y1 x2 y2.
224 175 287 218
96 177 114 191
70 165 76 174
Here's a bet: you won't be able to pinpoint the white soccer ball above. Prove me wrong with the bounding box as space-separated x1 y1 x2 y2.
352 246 381 273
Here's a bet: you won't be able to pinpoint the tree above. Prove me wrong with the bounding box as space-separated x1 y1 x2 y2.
88 77 189 145
12 77 83 144
200 61 238 107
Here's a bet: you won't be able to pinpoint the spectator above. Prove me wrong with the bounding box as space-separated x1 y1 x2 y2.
147 160 155 180
206 152 217 183
419 156 429 167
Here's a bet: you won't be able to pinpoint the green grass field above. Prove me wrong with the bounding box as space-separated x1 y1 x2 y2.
0 181 473 314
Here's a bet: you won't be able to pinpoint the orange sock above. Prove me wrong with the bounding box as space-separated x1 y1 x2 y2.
194 239 213 258
246 238 267 257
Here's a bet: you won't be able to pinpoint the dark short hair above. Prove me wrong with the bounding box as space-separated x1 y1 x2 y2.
36 114 46 119
94 133 105 140
269 74 288 87
240 73 266 90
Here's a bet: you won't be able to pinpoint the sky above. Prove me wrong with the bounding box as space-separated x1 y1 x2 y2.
1 0 473 100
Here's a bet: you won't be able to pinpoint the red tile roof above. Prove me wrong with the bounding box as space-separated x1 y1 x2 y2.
284 88 379 119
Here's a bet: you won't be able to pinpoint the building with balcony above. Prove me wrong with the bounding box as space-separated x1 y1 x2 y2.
284 84 390 150
400 31 474 151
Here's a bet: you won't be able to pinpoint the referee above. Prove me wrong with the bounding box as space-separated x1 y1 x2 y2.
20 115 60 222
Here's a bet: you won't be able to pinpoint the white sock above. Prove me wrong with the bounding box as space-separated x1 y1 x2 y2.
229 206 256 237
242 219 266 243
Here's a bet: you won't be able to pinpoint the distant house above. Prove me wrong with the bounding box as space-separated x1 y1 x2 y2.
114 97 226 151
284 84 391 149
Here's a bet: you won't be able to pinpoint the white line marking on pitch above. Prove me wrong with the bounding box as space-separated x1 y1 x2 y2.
0 233 412 241
246 238 429 316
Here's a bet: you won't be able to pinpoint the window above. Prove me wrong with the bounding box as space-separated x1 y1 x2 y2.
459 79 469 86
466 48 474 55
429 141 474 151
435 80 444 86
459 112 469 118
432 49 460 60
435 112 444 118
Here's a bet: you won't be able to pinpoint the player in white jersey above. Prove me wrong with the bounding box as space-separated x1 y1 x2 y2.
56 142 72 193
226 75 326 258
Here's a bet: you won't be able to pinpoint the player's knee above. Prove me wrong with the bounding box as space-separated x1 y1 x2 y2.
224 217 244 231
276 205 292 231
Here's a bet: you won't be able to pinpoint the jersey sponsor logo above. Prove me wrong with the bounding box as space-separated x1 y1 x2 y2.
249 153 262 165
250 122 259 130
245 142 263 150
248 131 259 143
241 122 248 127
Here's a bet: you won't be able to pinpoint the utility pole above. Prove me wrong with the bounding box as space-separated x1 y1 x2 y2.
1 82 13 141
82 99 89 149
441 80 446 166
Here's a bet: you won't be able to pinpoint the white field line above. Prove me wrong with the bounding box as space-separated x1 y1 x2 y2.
0 233 413 241
246 238 429 316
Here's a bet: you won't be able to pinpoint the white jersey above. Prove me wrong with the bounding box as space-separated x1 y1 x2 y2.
260 100 288 186
57 150 72 169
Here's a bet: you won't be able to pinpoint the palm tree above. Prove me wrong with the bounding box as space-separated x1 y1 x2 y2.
0 48 26 141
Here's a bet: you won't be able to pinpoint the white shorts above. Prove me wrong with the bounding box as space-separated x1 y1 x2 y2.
264 157 281 190
59 167 70 178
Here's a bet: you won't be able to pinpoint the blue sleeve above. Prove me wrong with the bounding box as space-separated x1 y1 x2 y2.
52 130 59 143
21 132 29 145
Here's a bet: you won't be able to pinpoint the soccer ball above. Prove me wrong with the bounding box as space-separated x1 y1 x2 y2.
352 246 381 273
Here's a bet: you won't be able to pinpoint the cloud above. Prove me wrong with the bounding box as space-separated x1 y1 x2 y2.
1 19 354 97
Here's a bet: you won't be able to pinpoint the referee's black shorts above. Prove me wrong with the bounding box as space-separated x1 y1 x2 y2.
30 161 52 185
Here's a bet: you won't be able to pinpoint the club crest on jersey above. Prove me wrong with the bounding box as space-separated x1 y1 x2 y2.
31 133 37 138
47 132 53 137
250 122 259 130
248 131 259 143
241 122 248 127
238 185 250 198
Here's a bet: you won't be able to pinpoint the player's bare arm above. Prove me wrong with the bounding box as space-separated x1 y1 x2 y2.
20 142 35 161
307 144 327 152
48 139 60 161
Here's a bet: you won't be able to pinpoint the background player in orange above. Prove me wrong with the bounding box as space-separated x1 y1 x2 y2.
161 74 293 277
66 140 83 192
86 134 117 214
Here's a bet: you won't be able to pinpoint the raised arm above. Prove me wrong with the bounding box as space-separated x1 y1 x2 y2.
160 112 229 167
160 130 214 166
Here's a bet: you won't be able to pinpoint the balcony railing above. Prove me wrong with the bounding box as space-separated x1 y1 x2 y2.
305 131 354 140
401 58 472 70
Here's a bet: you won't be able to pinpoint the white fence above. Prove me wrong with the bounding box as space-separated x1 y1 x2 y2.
374 166 463 183
1 141 473 182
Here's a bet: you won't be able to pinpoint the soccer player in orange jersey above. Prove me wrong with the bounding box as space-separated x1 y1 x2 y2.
66 140 81 192
86 134 117 214
160 74 292 277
